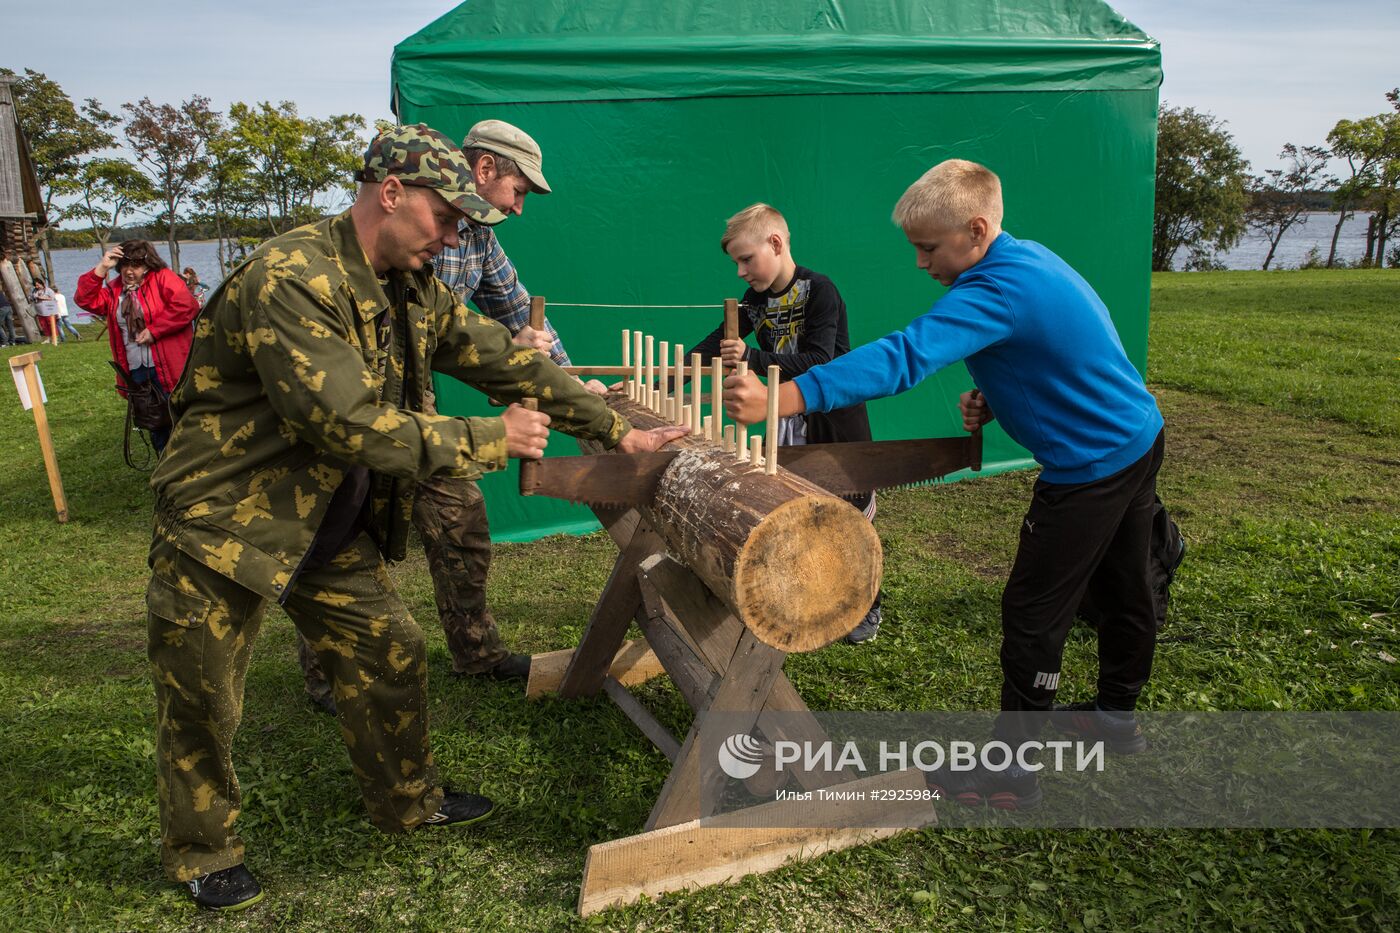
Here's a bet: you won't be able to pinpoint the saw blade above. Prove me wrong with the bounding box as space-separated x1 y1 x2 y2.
519 450 679 506
778 436 981 496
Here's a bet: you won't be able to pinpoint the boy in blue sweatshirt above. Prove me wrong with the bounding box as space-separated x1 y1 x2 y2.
723 159 1165 808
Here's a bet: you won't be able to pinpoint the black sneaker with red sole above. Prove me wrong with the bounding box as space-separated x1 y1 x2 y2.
1051 701 1148 754
926 763 1043 811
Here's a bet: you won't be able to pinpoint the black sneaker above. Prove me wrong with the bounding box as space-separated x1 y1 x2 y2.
186 863 264 911
487 653 531 681
845 607 881 645
926 762 1043 810
421 788 495 828
1051 701 1148 754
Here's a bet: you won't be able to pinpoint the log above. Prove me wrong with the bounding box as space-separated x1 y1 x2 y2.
0 257 41 343
586 394 880 653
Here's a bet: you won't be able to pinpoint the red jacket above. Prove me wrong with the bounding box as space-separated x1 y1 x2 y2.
74 267 199 396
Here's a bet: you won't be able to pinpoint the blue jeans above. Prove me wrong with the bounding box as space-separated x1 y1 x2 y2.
57 317 82 340
128 365 171 453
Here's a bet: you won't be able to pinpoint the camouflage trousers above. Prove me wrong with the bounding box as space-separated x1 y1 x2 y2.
299 473 507 703
148 531 444 882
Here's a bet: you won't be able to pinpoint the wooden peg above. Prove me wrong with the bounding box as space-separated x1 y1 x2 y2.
711 357 724 441
645 335 655 410
622 329 631 397
673 343 685 424
634 331 644 401
734 360 749 460
690 353 702 435
659 341 669 419
749 435 764 468
722 424 735 452
765 364 780 475
529 295 545 331
703 415 713 439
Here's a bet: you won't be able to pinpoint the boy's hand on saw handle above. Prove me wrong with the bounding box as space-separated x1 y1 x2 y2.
722 370 807 425
959 388 994 433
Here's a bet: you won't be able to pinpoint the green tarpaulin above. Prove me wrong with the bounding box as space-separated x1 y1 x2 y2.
392 0 1161 542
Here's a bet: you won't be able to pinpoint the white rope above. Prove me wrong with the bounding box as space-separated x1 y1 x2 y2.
544 301 724 309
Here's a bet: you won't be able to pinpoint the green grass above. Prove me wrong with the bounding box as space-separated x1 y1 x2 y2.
0 271 1397 931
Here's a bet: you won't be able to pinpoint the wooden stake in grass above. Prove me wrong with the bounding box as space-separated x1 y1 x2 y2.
8 351 68 523
690 353 703 435
765 364 780 475
735 360 749 461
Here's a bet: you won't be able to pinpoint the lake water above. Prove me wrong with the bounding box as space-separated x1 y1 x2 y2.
37 211 1382 307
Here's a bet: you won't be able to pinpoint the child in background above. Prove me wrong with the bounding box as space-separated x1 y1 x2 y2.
691 203 883 643
724 161 1166 808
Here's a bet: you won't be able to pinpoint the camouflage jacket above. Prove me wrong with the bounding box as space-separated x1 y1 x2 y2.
150 211 627 602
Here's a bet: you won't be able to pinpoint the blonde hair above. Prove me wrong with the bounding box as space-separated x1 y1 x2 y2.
892 159 1004 232
720 203 790 254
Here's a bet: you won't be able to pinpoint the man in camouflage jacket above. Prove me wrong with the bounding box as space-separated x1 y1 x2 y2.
297 118 584 706
145 124 684 910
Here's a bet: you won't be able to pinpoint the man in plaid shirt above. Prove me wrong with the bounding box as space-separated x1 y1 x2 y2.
299 120 602 708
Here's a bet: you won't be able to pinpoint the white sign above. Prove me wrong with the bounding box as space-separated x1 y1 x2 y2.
10 361 47 411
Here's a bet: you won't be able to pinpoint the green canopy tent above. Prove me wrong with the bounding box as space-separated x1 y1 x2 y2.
391 0 1161 542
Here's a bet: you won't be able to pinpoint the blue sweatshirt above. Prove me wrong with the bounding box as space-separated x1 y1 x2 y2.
795 232 1162 485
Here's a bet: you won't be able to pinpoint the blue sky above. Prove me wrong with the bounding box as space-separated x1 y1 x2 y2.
3 0 1395 177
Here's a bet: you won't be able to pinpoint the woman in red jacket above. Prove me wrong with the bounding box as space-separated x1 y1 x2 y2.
74 240 200 453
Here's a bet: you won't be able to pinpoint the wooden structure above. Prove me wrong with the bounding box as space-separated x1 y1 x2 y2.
0 75 45 343
529 390 935 915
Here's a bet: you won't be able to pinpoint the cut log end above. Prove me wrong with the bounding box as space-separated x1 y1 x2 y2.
734 496 882 653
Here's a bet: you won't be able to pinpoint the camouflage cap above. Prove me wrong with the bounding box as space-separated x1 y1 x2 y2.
356 124 506 225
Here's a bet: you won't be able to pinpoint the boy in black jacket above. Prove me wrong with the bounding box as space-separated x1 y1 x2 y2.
691 203 882 643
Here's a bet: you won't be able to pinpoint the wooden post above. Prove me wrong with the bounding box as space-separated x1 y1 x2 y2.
645 336 655 411
722 424 735 453
633 332 644 401
673 343 685 424
658 342 669 422
9 351 68 523
765 365 780 475
749 435 764 468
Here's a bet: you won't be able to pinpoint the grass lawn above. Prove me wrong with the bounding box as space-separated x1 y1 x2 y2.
0 269 1396 931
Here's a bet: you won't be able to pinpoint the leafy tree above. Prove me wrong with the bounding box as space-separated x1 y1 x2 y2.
123 96 214 270
228 101 364 236
188 106 257 274
0 68 118 279
1326 90 1400 267
66 159 157 251
1152 105 1251 271
1246 145 1334 270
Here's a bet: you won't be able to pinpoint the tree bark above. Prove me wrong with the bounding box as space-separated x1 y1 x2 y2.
582 396 881 654
0 258 42 343
1326 208 1350 267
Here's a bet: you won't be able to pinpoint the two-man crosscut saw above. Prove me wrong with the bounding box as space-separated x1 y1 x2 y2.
520 434 982 507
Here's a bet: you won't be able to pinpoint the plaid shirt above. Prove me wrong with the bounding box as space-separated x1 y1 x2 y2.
432 221 571 365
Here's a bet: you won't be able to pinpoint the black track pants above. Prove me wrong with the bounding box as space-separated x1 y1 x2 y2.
999 430 1165 719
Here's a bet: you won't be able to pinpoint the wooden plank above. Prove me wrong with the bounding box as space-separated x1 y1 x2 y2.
526 638 666 699
645 630 786 831
602 676 681 762
635 571 717 712
558 523 664 698
578 767 935 916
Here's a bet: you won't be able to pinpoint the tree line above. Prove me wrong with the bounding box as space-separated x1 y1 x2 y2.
3 68 366 282
1154 89 1400 271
